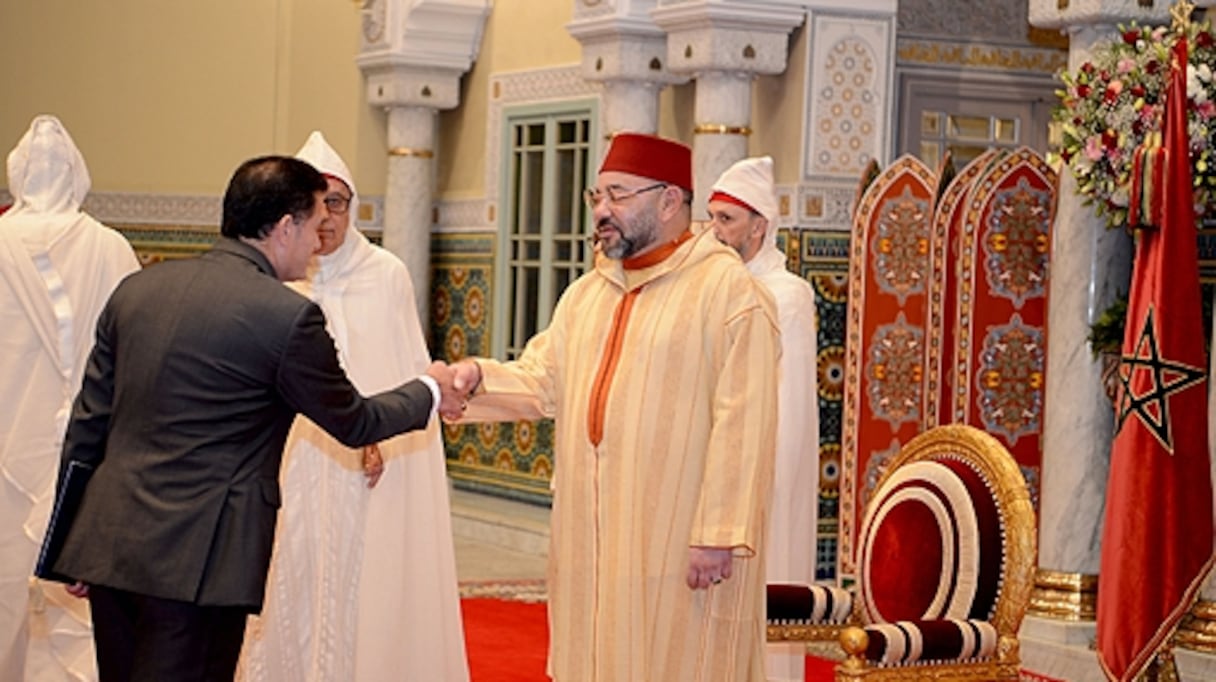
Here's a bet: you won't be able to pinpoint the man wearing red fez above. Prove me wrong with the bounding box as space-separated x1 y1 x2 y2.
450 133 780 681
710 156 820 682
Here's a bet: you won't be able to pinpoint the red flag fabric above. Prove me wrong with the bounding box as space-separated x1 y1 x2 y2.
1096 36 1215 682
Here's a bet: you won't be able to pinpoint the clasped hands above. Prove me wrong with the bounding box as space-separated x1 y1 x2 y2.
425 360 483 422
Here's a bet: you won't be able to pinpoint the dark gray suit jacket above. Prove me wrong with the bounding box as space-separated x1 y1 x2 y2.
49 238 434 612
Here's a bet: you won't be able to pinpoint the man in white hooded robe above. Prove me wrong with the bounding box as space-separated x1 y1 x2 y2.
237 131 469 682
0 115 140 681
708 156 820 682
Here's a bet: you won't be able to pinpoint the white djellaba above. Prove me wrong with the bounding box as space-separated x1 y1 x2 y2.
712 156 820 682
0 114 140 682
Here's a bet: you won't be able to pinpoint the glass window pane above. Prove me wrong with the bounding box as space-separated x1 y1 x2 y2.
527 123 545 146
556 240 571 262
947 115 990 141
511 152 523 228
525 239 541 261
559 120 576 144
555 149 575 235
947 144 990 168
921 111 942 137
522 151 543 234
554 268 571 300
919 142 940 170
522 267 539 338
994 117 1018 143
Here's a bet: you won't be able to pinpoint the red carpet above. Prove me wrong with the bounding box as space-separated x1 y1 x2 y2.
462 598 549 682
806 654 838 680
461 593 825 681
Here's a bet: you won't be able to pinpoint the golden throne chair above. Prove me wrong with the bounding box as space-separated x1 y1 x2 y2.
765 424 1036 681
837 424 1036 680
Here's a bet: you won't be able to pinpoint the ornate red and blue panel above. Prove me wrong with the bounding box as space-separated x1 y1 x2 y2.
925 149 1005 430
949 148 1055 494
841 155 939 577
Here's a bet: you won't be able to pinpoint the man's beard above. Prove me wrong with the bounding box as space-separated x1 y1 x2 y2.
600 212 658 260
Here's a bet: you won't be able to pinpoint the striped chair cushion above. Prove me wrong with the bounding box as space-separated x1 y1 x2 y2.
862 618 998 664
766 582 853 624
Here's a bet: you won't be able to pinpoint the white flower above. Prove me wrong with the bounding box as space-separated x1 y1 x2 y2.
1190 64 1211 103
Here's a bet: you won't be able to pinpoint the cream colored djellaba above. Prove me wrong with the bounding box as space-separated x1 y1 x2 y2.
463 227 780 681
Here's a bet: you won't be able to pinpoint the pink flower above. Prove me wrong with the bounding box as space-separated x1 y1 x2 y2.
1085 136 1105 161
1117 58 1137 74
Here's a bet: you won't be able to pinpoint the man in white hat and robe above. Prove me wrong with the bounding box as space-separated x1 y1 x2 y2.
709 156 820 682
238 131 469 682
0 115 140 682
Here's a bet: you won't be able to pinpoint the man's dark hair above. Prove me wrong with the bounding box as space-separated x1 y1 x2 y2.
221 156 327 239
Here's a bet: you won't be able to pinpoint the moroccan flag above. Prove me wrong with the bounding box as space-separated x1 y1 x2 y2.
1096 36 1215 682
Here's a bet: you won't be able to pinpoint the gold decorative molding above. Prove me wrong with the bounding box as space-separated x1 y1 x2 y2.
1178 599 1216 653
837 627 1024 681
896 39 1067 75
1028 569 1098 621
388 146 435 159
693 123 752 136
768 622 846 642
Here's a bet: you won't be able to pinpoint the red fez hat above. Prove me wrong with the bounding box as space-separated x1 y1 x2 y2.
599 133 693 192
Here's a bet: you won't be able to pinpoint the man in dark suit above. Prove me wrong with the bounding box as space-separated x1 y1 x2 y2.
41 155 459 682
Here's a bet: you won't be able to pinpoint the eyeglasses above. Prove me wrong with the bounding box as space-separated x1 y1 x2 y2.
323 194 352 214
583 183 667 209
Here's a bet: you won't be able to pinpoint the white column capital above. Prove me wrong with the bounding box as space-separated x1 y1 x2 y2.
357 0 488 108
359 63 467 110
650 0 805 77
567 10 687 86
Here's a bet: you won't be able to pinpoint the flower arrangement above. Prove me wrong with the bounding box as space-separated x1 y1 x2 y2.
1052 16 1216 229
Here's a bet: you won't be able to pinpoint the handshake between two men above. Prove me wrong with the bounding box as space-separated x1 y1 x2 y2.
424 360 484 422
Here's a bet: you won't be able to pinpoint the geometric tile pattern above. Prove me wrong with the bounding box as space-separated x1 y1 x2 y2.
430 232 554 506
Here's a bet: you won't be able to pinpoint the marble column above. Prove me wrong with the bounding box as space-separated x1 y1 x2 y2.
1036 22 1131 586
383 105 438 328
1018 22 1133 682
690 70 752 217
601 80 663 136
565 13 684 151
651 2 803 216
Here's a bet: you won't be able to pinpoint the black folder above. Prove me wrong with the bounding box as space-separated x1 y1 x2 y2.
35 460 94 584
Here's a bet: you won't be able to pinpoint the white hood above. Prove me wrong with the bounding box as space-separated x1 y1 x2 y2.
6 115 91 216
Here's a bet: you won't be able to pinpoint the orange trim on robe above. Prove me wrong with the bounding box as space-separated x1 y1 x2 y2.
621 229 692 270
588 230 693 445
587 290 640 446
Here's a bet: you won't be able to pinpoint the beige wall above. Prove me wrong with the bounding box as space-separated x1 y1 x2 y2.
0 0 807 201
437 0 582 200
0 0 384 196
753 22 808 187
